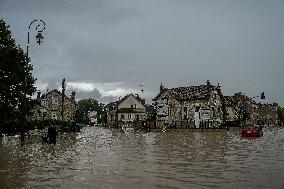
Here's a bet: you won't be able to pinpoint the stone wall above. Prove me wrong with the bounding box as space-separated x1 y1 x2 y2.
155 88 224 127
41 90 76 122
257 104 278 125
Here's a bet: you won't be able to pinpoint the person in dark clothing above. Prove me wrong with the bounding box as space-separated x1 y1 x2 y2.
47 124 58 144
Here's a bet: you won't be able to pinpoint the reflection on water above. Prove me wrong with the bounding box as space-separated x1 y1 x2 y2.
1 127 284 188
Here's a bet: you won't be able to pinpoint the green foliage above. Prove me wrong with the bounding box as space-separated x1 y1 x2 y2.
277 106 284 124
0 19 36 133
74 98 106 125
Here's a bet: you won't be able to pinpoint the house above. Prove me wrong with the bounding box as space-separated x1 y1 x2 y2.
224 92 278 126
28 89 77 122
153 80 225 128
106 94 152 128
88 110 98 126
257 103 278 125
224 93 259 126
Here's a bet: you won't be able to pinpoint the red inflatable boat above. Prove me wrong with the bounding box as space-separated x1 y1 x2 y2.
241 127 263 137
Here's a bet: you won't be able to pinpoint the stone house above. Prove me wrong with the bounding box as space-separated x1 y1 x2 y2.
224 92 278 126
257 103 278 125
88 110 98 126
106 94 153 128
224 93 259 124
153 80 225 128
29 89 77 122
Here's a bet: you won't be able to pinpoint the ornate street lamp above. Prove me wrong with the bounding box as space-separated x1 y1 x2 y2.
27 19 46 59
21 19 46 145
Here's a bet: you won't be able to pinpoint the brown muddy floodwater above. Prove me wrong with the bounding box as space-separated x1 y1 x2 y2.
0 127 284 189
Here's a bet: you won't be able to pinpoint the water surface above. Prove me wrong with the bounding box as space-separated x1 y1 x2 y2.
1 127 284 188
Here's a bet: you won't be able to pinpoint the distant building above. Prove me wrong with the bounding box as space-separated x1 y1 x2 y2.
28 89 77 122
153 80 225 128
257 103 278 125
88 110 98 126
106 94 153 128
224 93 278 126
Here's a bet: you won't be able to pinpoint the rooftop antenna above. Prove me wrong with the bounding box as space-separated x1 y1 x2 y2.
139 83 145 94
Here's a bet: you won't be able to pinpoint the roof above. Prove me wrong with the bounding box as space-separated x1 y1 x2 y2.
224 96 236 106
40 89 76 103
145 104 155 114
117 108 146 113
117 93 145 106
153 81 220 101
169 85 215 100
106 93 147 111
224 93 262 106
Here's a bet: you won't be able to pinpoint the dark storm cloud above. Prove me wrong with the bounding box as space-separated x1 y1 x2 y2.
1 0 284 105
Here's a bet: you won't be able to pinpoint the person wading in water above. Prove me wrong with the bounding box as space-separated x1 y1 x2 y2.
46 124 58 144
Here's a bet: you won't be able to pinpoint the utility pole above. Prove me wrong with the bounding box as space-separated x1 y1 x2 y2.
61 78 66 123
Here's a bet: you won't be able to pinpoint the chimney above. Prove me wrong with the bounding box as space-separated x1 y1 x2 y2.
160 82 164 92
70 91 76 101
206 80 211 87
216 83 221 90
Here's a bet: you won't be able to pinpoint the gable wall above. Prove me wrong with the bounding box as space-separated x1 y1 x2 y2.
118 95 145 111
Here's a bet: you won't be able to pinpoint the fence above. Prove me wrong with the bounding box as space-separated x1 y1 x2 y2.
156 120 223 129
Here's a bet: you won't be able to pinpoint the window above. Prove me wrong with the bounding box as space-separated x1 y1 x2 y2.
195 106 200 112
52 111 57 119
128 114 131 120
52 95 59 105
121 114 125 120
183 107 188 120
41 99 48 108
136 114 139 120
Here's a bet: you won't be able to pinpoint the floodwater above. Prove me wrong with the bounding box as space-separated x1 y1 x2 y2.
1 127 284 189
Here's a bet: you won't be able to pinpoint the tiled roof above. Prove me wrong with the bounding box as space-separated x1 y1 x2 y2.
106 93 147 111
224 96 237 106
40 89 76 103
153 81 222 101
225 93 259 106
145 104 155 114
169 85 215 100
117 108 145 113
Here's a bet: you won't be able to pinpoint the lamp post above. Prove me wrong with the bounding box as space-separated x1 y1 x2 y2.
27 19 46 60
116 96 121 129
21 19 46 145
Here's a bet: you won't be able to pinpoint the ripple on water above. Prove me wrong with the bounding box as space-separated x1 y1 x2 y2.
1 127 284 188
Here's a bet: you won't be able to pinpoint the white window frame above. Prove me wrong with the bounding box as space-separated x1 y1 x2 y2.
52 111 58 119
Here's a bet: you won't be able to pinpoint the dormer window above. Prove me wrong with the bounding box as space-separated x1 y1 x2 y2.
52 95 59 105
130 104 137 109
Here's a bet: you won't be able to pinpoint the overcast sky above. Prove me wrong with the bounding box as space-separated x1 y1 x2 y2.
1 0 284 105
